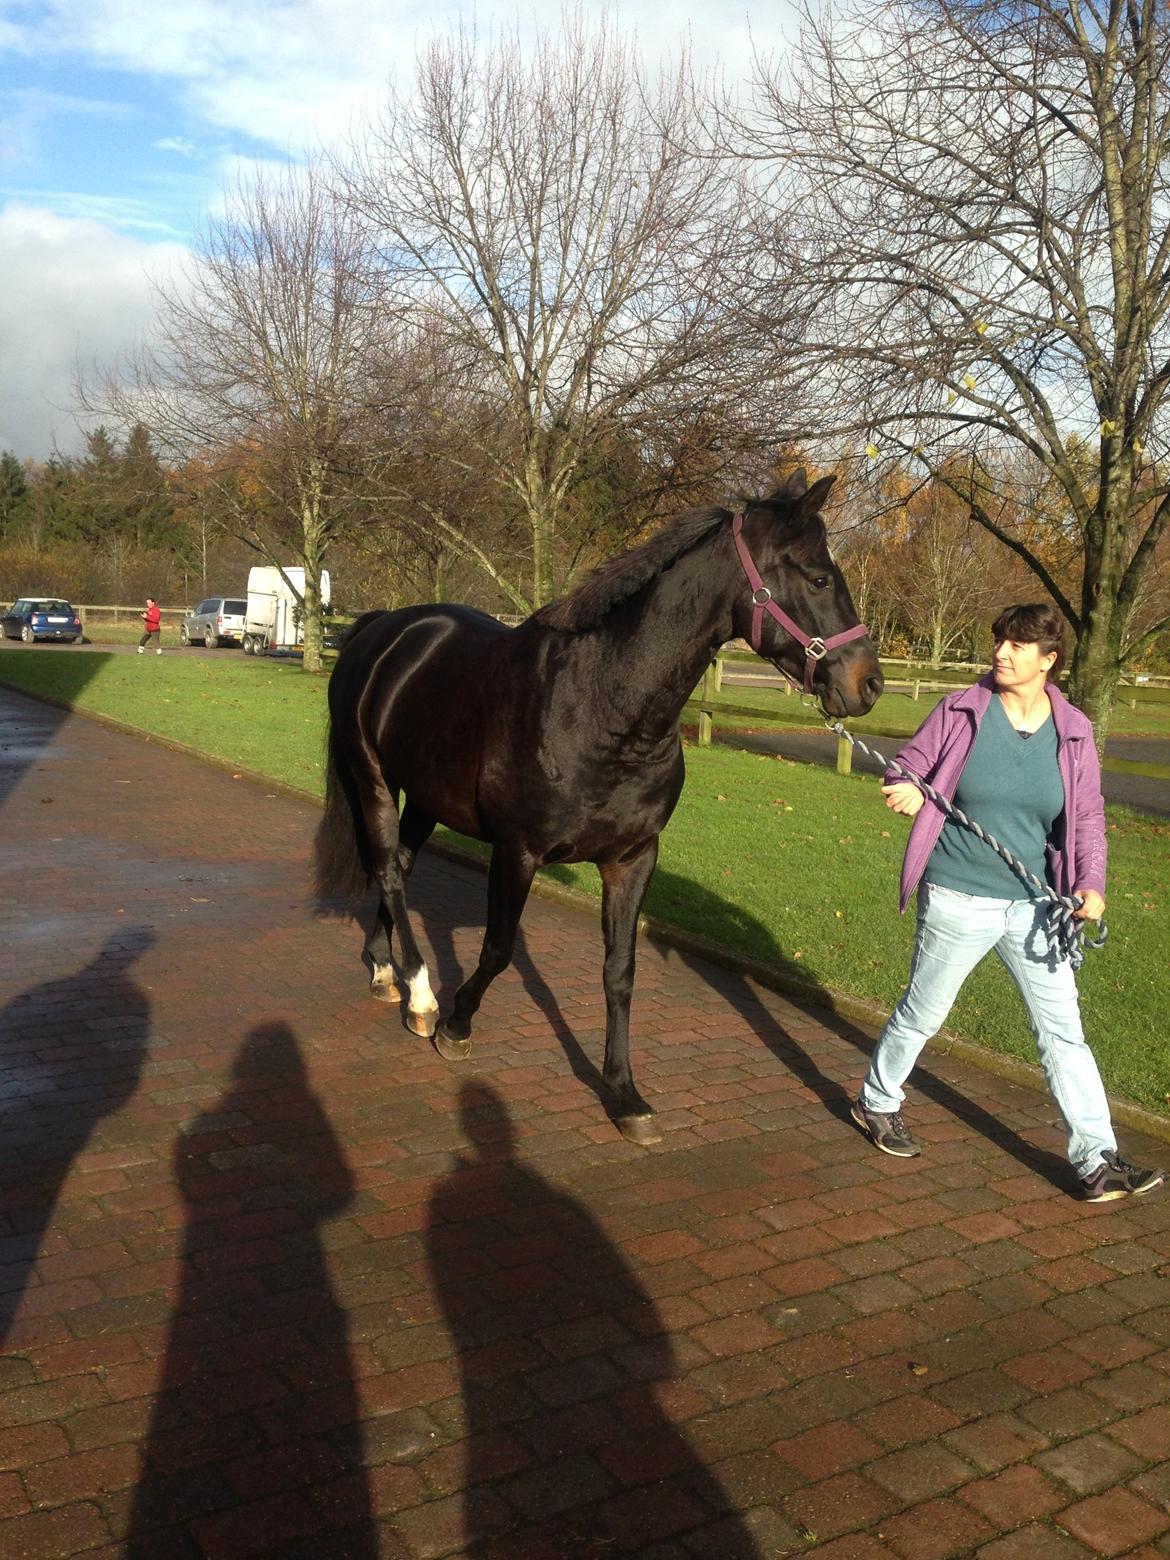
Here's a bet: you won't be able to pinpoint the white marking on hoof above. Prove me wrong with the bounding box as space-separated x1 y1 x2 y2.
407 966 439 1029
370 965 400 1003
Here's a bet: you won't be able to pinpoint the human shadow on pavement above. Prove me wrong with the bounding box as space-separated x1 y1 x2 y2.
0 927 154 1348
426 1079 764 1558
126 1022 376 1559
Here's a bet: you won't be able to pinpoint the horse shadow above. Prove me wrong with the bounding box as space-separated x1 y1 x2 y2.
0 927 154 1348
125 1022 377 1558
642 864 1070 1189
409 851 1069 1192
426 1079 764 1557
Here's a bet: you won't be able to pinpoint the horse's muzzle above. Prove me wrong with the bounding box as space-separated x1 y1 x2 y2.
822 651 884 718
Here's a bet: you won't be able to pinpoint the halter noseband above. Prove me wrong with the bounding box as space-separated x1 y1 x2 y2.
731 512 869 695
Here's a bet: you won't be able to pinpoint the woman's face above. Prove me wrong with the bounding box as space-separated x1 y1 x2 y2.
993 638 1057 691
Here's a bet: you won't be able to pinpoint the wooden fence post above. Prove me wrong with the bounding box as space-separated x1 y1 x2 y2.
698 659 719 747
912 679 920 700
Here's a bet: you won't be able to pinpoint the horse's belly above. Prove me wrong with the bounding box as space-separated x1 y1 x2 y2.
521 768 682 865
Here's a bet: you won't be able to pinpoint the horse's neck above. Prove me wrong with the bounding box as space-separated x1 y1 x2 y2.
599 532 738 732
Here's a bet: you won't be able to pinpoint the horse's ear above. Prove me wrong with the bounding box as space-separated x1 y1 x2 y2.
798 474 837 515
780 468 809 499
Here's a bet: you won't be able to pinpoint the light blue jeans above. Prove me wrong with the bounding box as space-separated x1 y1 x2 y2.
861 882 1115 1177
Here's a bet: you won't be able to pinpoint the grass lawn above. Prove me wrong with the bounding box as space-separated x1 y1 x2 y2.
2 645 1167 1115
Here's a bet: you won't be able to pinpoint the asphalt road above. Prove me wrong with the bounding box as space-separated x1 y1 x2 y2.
718 668 1170 818
717 721 1170 820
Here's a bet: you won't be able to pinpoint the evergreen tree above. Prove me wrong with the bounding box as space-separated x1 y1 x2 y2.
0 452 29 541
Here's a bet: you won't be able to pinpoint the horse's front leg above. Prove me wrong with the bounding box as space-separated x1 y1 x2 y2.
434 843 536 1062
599 840 661 1145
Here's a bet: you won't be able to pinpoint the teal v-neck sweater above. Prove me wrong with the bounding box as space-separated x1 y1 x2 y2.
923 695 1065 900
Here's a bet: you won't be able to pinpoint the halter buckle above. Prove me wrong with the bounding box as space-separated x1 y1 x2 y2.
752 586 772 606
806 637 828 661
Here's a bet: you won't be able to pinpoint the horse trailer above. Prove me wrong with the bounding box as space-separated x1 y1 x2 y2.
242 566 331 656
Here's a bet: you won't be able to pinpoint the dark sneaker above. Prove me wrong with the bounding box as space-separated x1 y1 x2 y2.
1081 1151 1165 1202
851 1097 921 1158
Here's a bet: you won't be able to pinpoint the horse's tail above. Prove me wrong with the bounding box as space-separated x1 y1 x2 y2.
314 620 384 907
313 726 371 905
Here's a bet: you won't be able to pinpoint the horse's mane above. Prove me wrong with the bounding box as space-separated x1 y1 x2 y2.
534 505 731 633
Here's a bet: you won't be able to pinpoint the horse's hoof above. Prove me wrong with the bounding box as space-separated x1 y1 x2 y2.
370 979 400 1004
405 1007 439 1039
615 1113 662 1146
433 1025 472 1062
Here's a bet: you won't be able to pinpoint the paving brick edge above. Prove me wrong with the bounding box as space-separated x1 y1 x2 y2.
10 679 1170 1150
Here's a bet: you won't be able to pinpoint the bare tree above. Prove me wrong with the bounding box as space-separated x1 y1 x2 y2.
88 163 377 671
339 19 757 610
743 0 1170 742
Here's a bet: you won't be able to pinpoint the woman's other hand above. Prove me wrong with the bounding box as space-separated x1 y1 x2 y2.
1073 888 1105 921
881 782 925 817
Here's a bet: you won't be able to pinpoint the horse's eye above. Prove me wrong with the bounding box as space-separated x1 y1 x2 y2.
812 575 831 590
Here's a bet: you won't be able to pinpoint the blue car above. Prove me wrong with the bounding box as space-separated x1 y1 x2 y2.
1 597 83 643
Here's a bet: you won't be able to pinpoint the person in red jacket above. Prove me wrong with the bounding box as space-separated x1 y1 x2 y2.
137 597 162 655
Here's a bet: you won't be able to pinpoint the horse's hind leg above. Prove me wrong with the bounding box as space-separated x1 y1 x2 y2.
360 786 439 1035
434 843 535 1063
364 898 399 1004
599 840 661 1145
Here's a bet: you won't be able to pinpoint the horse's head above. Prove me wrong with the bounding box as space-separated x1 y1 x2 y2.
730 470 883 718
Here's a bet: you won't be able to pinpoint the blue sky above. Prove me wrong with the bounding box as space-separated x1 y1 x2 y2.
0 1 782 459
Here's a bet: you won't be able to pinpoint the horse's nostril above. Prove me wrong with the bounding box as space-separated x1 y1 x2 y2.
866 674 884 700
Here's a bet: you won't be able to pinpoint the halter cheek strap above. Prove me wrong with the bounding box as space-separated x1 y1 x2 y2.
731 513 869 695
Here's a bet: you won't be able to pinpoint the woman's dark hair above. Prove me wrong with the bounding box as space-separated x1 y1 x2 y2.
991 602 1065 679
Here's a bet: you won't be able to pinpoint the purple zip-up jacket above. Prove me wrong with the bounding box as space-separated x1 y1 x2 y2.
889 674 1107 913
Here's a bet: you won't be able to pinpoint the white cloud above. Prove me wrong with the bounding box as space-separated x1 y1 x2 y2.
0 2 796 461
17 1 789 149
0 185 187 235
0 201 188 459
154 136 199 157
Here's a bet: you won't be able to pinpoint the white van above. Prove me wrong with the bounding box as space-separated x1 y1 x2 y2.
242 566 331 656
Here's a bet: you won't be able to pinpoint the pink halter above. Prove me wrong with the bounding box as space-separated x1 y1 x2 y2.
731 513 869 695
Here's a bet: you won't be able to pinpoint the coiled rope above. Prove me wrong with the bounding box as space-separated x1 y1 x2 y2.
824 717 1108 970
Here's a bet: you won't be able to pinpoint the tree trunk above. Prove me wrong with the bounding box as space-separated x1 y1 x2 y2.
300 483 327 675
525 459 558 609
1066 611 1123 755
929 614 944 670
1066 480 1131 753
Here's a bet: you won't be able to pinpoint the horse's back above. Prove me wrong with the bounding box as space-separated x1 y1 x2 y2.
329 605 517 834
333 605 508 698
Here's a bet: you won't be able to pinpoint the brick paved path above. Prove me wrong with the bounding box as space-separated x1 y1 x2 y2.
2 683 1169 1560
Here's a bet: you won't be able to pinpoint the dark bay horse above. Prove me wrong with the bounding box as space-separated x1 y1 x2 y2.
315 470 883 1142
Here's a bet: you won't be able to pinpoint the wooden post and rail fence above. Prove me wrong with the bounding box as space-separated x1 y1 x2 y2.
684 654 1170 783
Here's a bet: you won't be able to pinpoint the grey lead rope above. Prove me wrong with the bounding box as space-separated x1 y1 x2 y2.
824 718 1108 971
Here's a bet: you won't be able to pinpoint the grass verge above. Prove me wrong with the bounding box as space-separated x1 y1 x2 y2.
2 646 1167 1116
